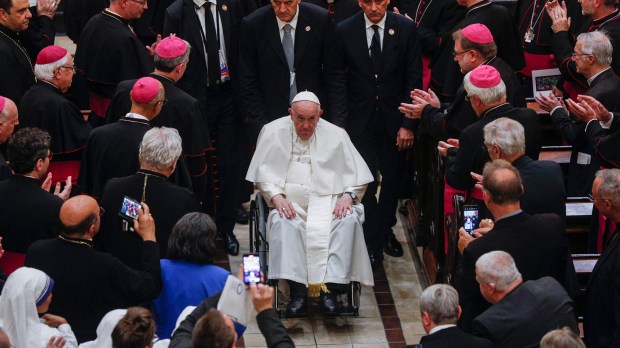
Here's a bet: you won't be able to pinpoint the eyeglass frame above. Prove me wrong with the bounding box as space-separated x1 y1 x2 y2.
453 49 473 57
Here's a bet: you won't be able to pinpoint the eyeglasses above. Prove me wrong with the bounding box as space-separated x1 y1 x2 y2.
453 49 472 57
59 66 76 74
99 206 105 217
129 0 147 6
465 94 474 102
571 52 590 59
589 193 609 202
157 98 168 106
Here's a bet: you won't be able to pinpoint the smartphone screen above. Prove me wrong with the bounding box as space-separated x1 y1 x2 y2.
243 254 261 284
119 196 142 221
463 205 480 235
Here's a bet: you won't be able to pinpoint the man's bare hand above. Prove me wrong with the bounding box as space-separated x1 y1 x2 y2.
396 127 414 151
546 0 570 32
41 314 68 328
399 102 424 119
565 98 596 122
575 94 613 123
392 7 412 20
458 228 474 254
146 34 162 55
46 336 66 348
534 92 562 112
37 0 59 19
411 88 441 108
134 202 156 242
437 140 454 157
53 176 72 201
271 194 296 219
333 193 353 219
41 172 53 192
471 218 494 237
249 282 274 313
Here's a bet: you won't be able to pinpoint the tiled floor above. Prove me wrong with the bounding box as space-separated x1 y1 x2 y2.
222 202 426 348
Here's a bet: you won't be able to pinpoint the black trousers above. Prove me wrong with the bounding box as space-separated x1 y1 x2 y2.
204 82 243 235
351 110 406 249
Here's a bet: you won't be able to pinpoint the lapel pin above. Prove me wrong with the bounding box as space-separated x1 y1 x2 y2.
306 26 311 31
221 4 228 11
388 29 395 35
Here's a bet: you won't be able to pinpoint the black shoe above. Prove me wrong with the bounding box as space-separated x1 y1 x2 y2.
320 292 340 315
235 208 249 225
383 234 403 257
223 232 240 256
285 296 308 317
368 248 384 269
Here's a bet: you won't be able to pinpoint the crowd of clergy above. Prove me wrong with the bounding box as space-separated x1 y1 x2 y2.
2 0 620 345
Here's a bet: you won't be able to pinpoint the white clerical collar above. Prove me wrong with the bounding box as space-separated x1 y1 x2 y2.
124 112 149 121
105 8 124 18
364 13 386 30
429 324 456 334
276 7 300 31
587 67 611 85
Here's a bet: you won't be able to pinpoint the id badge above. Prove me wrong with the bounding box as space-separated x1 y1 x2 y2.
219 49 230 80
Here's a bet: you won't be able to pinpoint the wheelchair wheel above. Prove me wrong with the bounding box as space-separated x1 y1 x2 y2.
249 193 269 277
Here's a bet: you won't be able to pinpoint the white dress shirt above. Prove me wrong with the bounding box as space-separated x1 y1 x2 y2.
276 6 300 43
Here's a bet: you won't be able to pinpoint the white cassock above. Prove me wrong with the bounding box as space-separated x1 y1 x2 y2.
246 117 375 296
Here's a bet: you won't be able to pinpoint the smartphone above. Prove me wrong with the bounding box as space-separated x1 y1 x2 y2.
119 196 142 222
243 253 261 285
463 205 480 235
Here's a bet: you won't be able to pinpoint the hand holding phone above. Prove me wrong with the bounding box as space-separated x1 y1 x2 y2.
119 196 142 222
243 254 261 285
463 205 480 236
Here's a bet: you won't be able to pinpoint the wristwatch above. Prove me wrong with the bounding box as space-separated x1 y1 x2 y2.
345 192 357 201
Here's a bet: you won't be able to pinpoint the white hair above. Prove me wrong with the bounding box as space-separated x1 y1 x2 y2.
475 250 522 291
138 127 183 170
419 284 460 324
34 55 68 81
463 71 507 104
578 31 613 66
483 117 525 157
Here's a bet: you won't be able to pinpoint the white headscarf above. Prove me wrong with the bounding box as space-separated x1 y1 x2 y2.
0 267 56 348
79 309 127 348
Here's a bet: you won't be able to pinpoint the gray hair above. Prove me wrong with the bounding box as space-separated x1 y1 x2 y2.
34 55 68 81
138 127 182 170
540 327 585 348
578 31 613 66
595 168 620 209
475 250 522 291
419 284 460 324
452 30 497 59
153 40 192 72
463 71 507 104
483 117 525 157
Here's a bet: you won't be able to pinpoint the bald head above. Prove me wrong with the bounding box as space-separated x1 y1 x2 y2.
0 97 18 143
60 195 100 237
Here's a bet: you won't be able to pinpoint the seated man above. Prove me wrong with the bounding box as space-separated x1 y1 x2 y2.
246 91 374 317
473 250 578 348
417 284 494 348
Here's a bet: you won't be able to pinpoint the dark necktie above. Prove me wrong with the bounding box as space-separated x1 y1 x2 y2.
282 24 296 102
370 24 381 75
203 2 221 86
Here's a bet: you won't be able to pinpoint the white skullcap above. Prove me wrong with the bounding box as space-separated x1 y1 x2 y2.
291 91 320 106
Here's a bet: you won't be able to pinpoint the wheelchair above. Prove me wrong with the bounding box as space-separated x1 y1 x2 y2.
248 193 362 317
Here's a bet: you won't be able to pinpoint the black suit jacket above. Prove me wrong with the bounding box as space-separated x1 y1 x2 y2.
585 115 620 169
25 237 162 342
473 277 578 348
550 68 620 194
239 3 330 131
513 156 566 220
444 104 542 191
97 170 201 269
584 231 620 348
411 326 495 348
170 292 295 348
0 176 63 253
456 212 577 332
326 11 422 138
406 0 465 58
163 0 243 113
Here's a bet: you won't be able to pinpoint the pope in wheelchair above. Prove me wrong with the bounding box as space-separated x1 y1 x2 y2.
246 91 375 317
